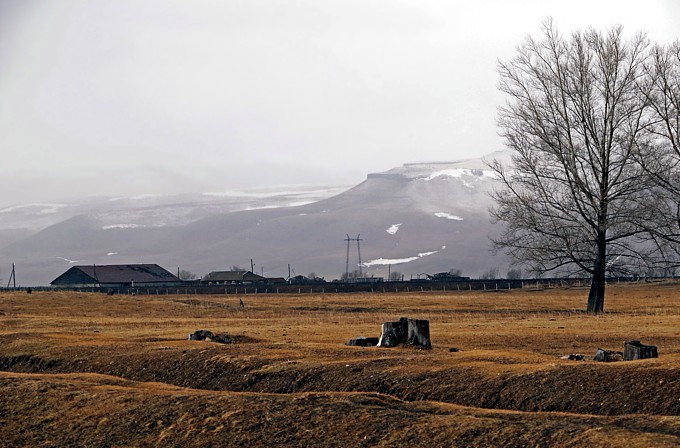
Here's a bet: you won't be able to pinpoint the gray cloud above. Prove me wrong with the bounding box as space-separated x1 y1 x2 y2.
1 1 678 206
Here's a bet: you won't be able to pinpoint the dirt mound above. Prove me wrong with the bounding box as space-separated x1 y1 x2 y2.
2 347 679 416
2 372 679 448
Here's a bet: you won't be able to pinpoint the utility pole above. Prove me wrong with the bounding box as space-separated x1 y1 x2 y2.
250 259 254 273
343 234 363 279
356 234 363 276
345 235 351 279
7 263 16 289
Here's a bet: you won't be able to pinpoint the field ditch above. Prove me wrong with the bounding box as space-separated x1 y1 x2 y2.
1 285 680 446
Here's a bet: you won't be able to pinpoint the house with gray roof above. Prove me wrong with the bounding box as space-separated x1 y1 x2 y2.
50 264 181 288
200 270 266 285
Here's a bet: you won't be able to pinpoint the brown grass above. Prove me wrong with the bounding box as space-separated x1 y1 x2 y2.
1 282 680 446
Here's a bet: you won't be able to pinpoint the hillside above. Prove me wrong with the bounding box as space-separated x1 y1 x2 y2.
0 153 509 286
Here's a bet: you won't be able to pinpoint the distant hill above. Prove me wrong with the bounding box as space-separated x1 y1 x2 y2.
0 153 511 285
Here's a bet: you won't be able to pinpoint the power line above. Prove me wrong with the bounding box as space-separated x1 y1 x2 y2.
344 234 363 278
7 263 16 289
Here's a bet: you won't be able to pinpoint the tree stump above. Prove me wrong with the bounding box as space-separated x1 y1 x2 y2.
560 354 585 361
188 330 233 344
377 320 407 347
189 329 215 341
347 336 379 347
405 318 431 348
593 348 624 362
377 317 431 348
624 340 658 360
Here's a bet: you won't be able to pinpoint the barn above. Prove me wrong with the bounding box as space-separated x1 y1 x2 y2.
50 264 181 288
199 270 267 285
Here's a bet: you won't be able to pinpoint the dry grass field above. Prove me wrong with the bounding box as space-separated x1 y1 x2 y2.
2 282 680 447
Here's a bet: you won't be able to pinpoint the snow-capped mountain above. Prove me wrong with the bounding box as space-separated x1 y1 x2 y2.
0 153 510 285
0 186 347 232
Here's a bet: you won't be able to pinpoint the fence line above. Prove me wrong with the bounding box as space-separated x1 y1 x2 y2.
2 276 667 296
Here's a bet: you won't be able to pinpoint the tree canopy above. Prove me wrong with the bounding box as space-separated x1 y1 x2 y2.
491 21 679 312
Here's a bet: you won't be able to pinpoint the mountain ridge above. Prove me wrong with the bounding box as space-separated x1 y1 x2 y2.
0 153 510 285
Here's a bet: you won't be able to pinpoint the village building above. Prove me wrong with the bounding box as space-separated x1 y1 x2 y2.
200 270 268 285
289 274 326 284
266 277 288 284
50 264 181 288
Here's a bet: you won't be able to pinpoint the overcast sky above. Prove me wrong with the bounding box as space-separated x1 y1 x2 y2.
1 1 679 205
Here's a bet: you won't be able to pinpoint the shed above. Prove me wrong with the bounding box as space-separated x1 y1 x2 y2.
50 264 181 288
200 270 266 285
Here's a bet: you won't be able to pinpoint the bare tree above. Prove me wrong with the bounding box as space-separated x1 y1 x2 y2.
636 43 680 255
340 270 368 281
506 268 523 280
388 271 403 281
490 21 661 312
178 270 197 280
643 42 680 174
479 267 499 280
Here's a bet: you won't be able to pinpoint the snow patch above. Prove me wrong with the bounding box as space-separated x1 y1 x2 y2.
386 224 402 235
417 250 437 257
362 247 441 267
102 223 166 230
362 256 419 266
245 200 320 211
107 194 159 202
0 203 68 215
434 212 463 221
244 205 280 211
102 224 145 230
106 252 118 256
202 187 344 199
424 168 494 181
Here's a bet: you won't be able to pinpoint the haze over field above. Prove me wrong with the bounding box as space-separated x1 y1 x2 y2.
1 1 679 206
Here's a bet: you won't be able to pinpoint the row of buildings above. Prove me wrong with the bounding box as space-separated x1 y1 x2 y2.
49 264 287 288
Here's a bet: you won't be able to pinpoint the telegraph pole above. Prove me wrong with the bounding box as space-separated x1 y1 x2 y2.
356 234 363 276
343 234 363 279
345 234 351 278
7 263 16 289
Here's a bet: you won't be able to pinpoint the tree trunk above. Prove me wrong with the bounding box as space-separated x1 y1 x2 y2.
347 336 379 347
405 318 431 349
377 318 430 348
587 233 607 313
586 272 605 313
377 320 407 347
623 340 658 360
593 348 624 362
